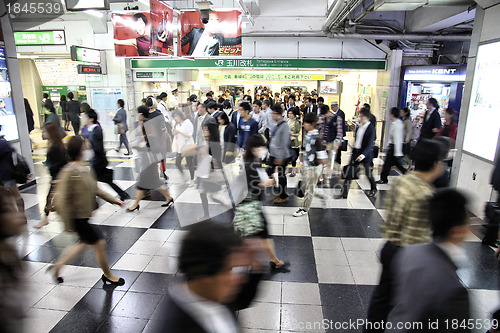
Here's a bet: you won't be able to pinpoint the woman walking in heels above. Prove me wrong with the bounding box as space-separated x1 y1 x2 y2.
50 136 125 285
235 134 287 270
127 105 174 212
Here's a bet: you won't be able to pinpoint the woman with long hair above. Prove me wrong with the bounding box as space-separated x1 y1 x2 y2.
49 136 125 285
236 134 287 269
172 110 195 187
435 107 458 143
127 105 174 212
34 123 68 229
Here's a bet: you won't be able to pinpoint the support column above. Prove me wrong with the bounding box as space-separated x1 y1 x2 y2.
382 50 403 149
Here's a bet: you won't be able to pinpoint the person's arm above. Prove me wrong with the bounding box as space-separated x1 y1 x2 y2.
55 168 73 231
114 38 137 47
258 113 268 134
432 112 442 132
358 127 375 161
449 123 457 141
181 29 195 47
112 110 121 124
335 117 343 142
315 138 328 164
89 128 105 157
217 34 242 46
251 120 259 135
393 122 404 157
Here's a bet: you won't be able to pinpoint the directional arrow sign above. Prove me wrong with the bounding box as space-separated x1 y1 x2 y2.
14 30 66 45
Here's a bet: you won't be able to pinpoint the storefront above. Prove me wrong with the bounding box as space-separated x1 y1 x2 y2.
131 58 387 121
399 64 467 123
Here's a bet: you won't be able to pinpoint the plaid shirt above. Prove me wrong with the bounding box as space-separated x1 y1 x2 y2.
381 173 434 247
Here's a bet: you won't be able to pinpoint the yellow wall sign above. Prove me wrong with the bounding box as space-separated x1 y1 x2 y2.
209 73 326 80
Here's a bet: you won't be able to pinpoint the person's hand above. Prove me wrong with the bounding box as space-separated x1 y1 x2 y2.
259 179 275 187
334 143 340 151
495 248 500 261
355 155 365 162
115 200 125 207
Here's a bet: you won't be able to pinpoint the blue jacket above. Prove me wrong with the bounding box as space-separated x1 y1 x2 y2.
236 118 259 149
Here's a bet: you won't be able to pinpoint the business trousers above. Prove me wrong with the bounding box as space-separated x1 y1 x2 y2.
342 149 376 198
483 194 500 246
267 156 288 199
118 133 130 153
301 165 325 212
364 241 401 333
71 120 80 136
379 144 406 182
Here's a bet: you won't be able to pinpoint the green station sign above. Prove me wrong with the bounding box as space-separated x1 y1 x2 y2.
131 58 387 71
14 30 66 45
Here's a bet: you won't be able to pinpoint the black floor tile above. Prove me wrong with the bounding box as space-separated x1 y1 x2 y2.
322 305 367 333
356 285 376 310
319 283 360 306
105 237 138 253
80 251 124 269
50 308 106 333
96 316 148 333
112 168 136 181
46 232 80 248
110 291 163 319
273 236 313 250
142 319 164 333
309 219 367 238
270 263 318 283
367 190 388 210
150 294 171 321
72 288 126 315
129 272 179 294
111 227 147 241
150 217 181 230
23 245 63 263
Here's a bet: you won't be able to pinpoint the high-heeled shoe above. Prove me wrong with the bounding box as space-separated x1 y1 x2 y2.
126 205 140 212
161 198 174 208
270 261 290 271
45 265 64 284
101 274 125 286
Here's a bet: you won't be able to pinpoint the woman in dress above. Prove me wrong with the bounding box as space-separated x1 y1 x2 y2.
127 105 174 212
235 134 287 269
172 110 195 187
34 123 68 229
50 136 125 285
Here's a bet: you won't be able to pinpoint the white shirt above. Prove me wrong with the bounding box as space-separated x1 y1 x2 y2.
171 284 238 333
175 119 194 154
425 108 435 122
354 122 370 149
158 100 171 122
388 118 404 157
191 32 218 57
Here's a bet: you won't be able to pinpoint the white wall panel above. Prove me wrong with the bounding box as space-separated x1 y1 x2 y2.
480 3 500 42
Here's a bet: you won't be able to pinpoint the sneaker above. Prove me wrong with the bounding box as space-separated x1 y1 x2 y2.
274 197 289 204
293 208 307 217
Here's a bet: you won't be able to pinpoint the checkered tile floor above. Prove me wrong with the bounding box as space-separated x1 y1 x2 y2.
14 148 500 333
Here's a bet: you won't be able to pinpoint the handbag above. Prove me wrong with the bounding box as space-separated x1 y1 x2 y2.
117 123 126 135
182 143 197 157
373 145 379 159
342 164 360 180
233 199 265 237
12 151 30 184
340 140 348 151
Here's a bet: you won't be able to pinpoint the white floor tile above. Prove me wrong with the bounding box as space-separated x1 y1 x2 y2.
253 281 282 303
34 285 90 311
24 308 67 333
282 282 321 305
100 214 135 227
268 223 284 236
281 304 325 332
283 224 311 237
314 249 349 266
239 302 281 331
265 214 284 225
143 255 179 274
350 265 381 285
167 230 188 242
341 237 374 251
127 240 163 256
112 253 154 271
156 241 181 257
125 215 157 229
139 229 174 242
345 250 380 267
25 282 57 309
316 264 355 284
312 237 343 251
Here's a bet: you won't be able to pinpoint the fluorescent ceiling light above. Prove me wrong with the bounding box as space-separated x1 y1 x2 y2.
374 0 427 11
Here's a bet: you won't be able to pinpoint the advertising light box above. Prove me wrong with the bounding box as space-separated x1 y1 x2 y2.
463 41 500 162
0 48 18 141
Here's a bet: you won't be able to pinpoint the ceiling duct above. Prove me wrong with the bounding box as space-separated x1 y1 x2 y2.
373 0 428 11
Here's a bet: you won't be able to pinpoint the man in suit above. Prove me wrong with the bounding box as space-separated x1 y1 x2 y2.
420 97 442 140
304 97 317 114
330 101 346 166
66 91 81 135
364 103 377 141
157 222 264 332
207 101 222 123
193 103 215 147
181 12 242 57
112 99 130 155
387 189 471 333
336 108 377 199
483 151 500 247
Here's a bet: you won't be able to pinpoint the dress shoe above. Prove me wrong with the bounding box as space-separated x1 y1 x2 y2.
274 197 289 204
101 274 125 286
376 180 388 184
367 189 378 197
126 205 140 212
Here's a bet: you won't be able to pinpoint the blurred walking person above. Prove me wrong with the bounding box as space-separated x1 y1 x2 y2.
34 123 68 229
218 111 237 164
377 107 406 184
268 104 291 204
50 136 125 285
127 105 174 212
112 99 131 155
67 92 81 135
172 110 196 187
60 95 69 132
287 107 301 177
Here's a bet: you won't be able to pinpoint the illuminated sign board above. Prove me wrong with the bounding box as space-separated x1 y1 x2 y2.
71 46 101 63
14 30 65 45
403 65 466 81
77 64 102 74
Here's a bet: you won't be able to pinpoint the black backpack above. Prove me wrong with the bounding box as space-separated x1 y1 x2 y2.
13 151 30 184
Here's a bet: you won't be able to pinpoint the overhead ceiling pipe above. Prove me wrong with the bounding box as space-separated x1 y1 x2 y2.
322 0 349 34
327 32 471 41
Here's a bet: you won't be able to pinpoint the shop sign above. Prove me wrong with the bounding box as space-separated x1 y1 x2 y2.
403 65 466 81
134 70 167 81
77 65 102 74
71 46 101 63
209 73 325 80
131 58 386 70
14 30 65 45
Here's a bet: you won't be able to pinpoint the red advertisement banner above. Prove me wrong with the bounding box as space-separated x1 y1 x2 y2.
179 10 242 57
150 0 174 56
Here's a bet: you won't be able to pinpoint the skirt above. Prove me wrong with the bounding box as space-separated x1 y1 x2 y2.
136 163 163 190
62 112 69 121
74 218 102 244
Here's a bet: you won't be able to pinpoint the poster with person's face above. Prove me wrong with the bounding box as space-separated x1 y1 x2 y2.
179 10 242 57
113 11 152 57
150 0 174 55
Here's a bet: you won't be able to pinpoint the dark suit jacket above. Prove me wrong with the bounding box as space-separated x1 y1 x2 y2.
88 125 108 170
155 273 263 333
66 100 81 123
304 105 318 114
231 111 241 131
112 107 128 132
369 113 377 141
181 27 242 56
420 109 442 140
389 243 470 333
353 124 375 161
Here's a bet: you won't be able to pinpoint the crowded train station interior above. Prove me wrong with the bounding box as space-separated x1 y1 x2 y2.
0 0 499 332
